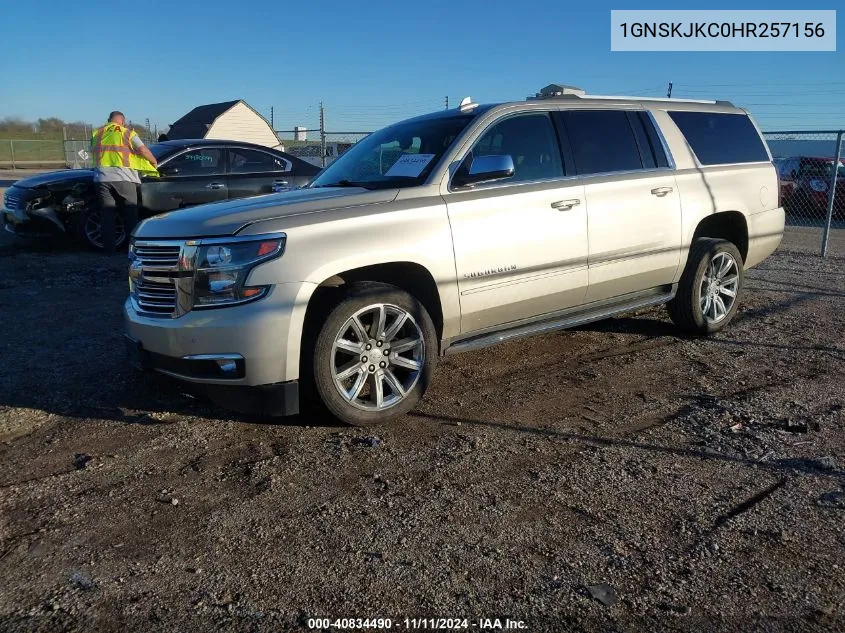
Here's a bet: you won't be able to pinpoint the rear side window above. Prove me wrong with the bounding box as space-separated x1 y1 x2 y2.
636 112 670 168
668 111 769 165
229 148 289 174
562 110 643 175
628 113 656 170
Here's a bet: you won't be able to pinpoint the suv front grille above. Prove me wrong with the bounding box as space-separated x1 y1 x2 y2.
133 244 182 268
130 243 184 317
136 278 178 314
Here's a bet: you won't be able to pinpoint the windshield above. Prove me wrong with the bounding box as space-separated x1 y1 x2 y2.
309 115 476 190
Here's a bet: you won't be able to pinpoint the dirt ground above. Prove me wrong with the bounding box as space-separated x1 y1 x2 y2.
1 199 844 632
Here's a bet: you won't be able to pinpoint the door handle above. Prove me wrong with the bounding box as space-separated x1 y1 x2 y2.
551 199 581 211
206 182 225 190
651 186 673 197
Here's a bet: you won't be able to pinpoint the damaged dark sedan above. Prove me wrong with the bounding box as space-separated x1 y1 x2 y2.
2 139 320 250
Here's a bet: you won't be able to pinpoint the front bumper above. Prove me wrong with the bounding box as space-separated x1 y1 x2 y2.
125 334 299 416
3 207 64 238
124 281 316 415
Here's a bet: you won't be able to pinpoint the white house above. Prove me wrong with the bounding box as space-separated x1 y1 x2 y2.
166 100 281 148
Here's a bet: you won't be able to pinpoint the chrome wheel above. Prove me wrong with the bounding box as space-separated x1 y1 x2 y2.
330 303 425 411
699 252 739 324
85 210 126 249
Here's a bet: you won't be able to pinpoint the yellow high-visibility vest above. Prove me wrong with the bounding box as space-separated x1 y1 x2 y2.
91 123 159 177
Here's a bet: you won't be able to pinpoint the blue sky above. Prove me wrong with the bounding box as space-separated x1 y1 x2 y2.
0 0 842 134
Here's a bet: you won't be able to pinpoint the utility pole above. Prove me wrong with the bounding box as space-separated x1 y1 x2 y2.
667 82 673 98
270 106 274 128
319 101 326 168
445 96 449 110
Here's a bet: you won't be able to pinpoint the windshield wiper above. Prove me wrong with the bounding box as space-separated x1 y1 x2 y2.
313 179 373 189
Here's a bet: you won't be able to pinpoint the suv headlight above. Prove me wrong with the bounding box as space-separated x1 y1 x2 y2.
809 178 828 193
193 237 285 308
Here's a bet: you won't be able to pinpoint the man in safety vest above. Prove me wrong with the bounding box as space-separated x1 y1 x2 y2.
90 111 159 252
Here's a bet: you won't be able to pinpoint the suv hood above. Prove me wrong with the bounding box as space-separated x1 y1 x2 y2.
12 169 95 189
134 187 399 239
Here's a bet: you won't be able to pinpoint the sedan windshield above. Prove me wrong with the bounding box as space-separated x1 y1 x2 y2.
309 115 476 190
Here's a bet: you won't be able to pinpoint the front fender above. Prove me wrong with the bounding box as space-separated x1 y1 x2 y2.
242 196 461 341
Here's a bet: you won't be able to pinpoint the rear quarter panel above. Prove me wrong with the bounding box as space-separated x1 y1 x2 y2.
652 108 783 277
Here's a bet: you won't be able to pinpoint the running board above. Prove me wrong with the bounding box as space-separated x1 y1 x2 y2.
444 286 676 355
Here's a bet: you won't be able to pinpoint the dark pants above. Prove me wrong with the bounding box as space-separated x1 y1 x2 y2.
96 181 139 252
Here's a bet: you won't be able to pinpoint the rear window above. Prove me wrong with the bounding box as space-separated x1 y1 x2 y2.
668 112 768 166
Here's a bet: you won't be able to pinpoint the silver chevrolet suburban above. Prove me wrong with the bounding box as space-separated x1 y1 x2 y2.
125 92 785 426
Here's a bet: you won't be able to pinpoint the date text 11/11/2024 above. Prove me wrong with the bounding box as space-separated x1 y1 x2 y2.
307 618 528 630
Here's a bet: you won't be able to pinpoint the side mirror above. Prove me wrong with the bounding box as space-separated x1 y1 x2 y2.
455 154 515 187
159 165 179 176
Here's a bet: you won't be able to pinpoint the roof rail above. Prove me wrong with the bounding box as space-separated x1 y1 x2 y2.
547 94 734 107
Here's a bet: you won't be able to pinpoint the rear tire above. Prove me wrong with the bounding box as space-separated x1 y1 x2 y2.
668 238 743 335
311 283 437 427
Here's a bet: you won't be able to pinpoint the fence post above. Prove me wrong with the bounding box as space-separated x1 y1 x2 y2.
821 130 843 258
9 140 15 169
319 101 326 168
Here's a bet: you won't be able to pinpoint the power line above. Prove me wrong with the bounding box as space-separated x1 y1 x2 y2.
676 81 845 87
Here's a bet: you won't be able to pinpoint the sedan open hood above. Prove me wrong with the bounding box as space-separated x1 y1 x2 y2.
12 169 95 189
133 187 399 239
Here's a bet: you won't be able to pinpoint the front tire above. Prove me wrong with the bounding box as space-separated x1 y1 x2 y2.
312 283 437 427
76 206 127 251
668 238 743 335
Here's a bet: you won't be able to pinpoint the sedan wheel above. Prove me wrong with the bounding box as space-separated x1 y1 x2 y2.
84 209 126 250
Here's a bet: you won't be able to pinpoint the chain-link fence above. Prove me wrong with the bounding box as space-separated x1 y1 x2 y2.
275 130 370 168
0 140 66 168
64 140 94 169
764 131 844 258
0 139 96 169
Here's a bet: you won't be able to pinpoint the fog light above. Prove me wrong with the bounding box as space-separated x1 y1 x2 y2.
216 359 238 374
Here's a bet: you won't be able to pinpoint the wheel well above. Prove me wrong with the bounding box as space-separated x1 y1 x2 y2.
305 262 444 339
692 212 748 262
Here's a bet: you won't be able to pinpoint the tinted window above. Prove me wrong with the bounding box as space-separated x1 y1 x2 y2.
161 148 224 176
460 113 563 183
562 110 643 175
229 148 288 174
669 112 768 165
628 113 656 170
637 112 670 168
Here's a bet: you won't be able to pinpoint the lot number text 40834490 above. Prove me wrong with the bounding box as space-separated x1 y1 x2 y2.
306 617 529 630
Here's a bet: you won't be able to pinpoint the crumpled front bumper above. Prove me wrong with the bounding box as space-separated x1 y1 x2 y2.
3 204 66 237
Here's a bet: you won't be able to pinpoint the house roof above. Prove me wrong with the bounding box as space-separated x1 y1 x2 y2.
166 100 242 139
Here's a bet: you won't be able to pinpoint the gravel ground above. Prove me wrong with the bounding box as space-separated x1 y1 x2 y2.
0 220 844 632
